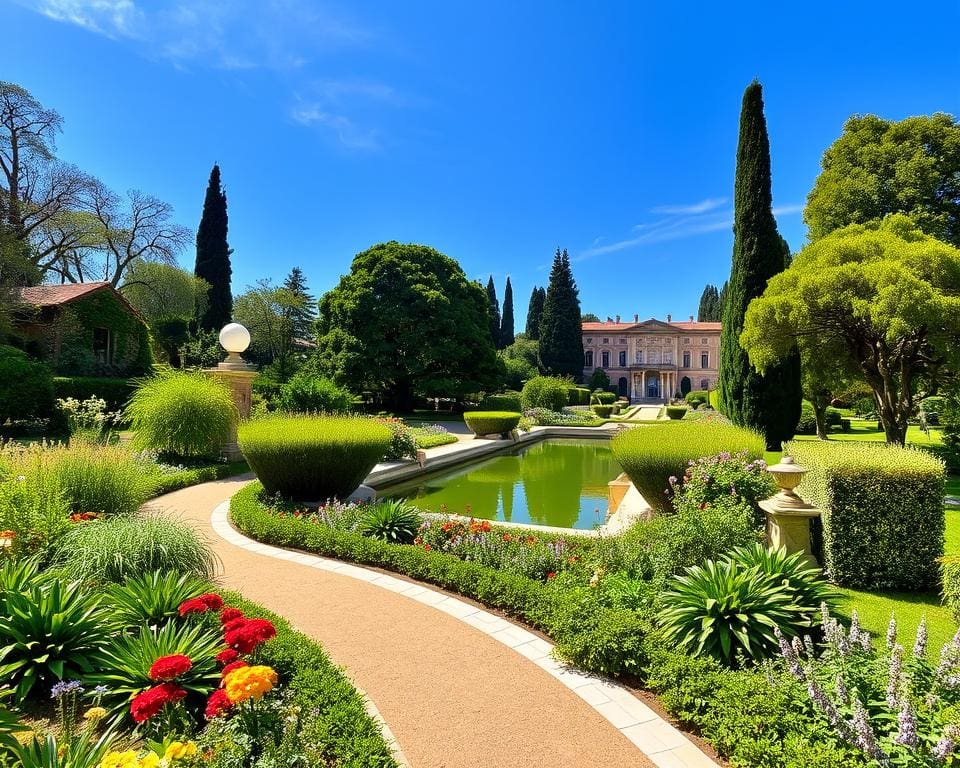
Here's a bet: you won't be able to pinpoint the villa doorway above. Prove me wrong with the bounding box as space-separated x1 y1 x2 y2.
618 377 628 397
646 372 660 399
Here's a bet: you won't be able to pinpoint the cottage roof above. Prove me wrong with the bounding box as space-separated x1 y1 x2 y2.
14 282 146 323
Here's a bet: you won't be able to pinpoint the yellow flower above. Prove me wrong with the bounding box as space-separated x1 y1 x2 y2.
223 664 278 704
164 741 198 761
84 706 108 722
99 750 141 768
139 754 160 768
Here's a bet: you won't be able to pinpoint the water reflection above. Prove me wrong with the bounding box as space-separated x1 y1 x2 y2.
382 439 620 529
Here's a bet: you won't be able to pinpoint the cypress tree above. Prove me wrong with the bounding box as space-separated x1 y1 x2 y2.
500 276 515 348
718 81 802 449
194 164 233 330
526 286 545 339
538 248 584 379
697 284 721 322
485 275 501 348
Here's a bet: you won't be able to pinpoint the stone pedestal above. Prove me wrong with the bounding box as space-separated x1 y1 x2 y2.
207 356 256 462
760 501 820 567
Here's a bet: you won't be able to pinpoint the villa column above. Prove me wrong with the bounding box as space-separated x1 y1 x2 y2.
641 370 646 399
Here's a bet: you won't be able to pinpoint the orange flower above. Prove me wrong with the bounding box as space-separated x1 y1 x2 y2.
502 533 512 542
423 544 432 552
0 530 15 539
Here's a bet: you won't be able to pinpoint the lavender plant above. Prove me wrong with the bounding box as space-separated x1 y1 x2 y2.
777 606 960 766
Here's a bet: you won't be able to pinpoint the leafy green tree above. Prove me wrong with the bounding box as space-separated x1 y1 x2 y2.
742 215 960 446
538 248 584 379
281 267 316 342
500 276 514 348
314 242 501 411
697 284 721 322
805 113 960 247
581 312 601 323
718 81 802 450
589 367 610 391
526 286 545 339
232 279 307 370
120 262 209 324
485 275 501 348
194 164 232 330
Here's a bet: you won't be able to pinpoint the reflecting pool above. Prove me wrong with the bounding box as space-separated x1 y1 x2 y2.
382 438 621 529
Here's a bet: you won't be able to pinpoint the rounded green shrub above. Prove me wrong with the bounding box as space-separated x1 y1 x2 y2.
126 370 236 459
359 500 422 544
0 345 53 424
238 415 391 499
665 406 688 420
463 411 522 436
481 392 523 411
684 390 708 407
591 404 614 417
521 376 569 411
591 390 616 405
611 422 765 514
277 372 354 413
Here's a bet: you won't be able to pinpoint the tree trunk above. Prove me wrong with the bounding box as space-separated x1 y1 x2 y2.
813 401 829 440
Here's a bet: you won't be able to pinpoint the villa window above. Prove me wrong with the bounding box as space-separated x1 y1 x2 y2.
663 352 672 364
586 337 593 345
635 350 643 364
701 378 709 389
602 350 609 368
584 351 593 368
682 351 690 368
618 338 627 345
683 338 690 345
602 337 609 344
702 337 708 345
93 327 112 364
701 352 709 368
618 351 626 367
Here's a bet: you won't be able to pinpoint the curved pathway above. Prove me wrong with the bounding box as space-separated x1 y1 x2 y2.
150 477 718 768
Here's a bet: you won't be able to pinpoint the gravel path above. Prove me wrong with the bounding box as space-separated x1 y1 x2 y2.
150 477 657 768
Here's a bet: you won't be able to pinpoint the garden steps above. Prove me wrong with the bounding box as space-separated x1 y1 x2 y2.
149 477 722 768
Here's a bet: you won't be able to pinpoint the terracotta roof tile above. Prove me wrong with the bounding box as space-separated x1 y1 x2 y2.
15 282 112 307
581 320 721 332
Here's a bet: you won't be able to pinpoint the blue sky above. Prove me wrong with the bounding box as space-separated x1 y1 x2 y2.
4 1 959 326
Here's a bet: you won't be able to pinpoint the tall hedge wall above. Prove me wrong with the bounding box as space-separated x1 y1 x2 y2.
789 441 945 590
52 376 136 412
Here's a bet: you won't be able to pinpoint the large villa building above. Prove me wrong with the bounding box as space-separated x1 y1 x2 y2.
582 315 722 402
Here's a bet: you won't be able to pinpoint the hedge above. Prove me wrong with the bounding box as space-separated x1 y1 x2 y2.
709 390 719 411
222 590 398 766
612 422 765 514
684 390 708 407
790 441 945 590
591 404 614 417
0 345 53 423
463 410 521 436
151 461 249 497
565 386 591 406
943 557 960 621
665 406 688 420
591 390 616 405
796 401 843 435
52 376 135 412
521 376 570 411
238 415 392 499
481 392 523 411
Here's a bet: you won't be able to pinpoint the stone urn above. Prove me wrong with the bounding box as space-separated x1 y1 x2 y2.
759 456 821 567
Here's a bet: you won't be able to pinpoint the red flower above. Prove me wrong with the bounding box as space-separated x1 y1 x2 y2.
546 572 556 580
423 544 432 552
178 597 210 617
216 648 239 665
148 654 193 682
224 618 277 654
221 660 248 678
130 683 187 723
222 617 248 633
198 593 224 611
220 606 244 625
204 688 233 720
502 533 512 542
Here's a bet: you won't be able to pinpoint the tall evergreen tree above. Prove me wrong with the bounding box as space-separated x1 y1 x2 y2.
282 267 317 342
485 275 501 348
194 164 233 330
697 284 721 322
500 276 515 348
718 81 802 449
526 286 545 339
538 248 584 379
718 280 728 317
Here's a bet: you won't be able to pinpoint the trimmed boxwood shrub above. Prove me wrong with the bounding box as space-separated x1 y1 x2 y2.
665 406 688 420
591 390 616 405
684 390 708 407
564 386 591 406
520 376 569 411
612 422 765 514
52 376 133 412
126 370 237 460
709 390 719 411
481 392 523 411
463 411 521 436
789 441 945 590
239 415 391 499
591 404 613 417
0 345 53 423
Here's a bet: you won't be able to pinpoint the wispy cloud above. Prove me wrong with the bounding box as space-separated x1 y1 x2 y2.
650 197 727 215
23 0 142 38
578 199 802 260
290 105 382 151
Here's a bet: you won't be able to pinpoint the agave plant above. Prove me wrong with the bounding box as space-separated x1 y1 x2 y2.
660 558 803 666
89 620 222 725
0 581 106 701
0 690 28 753
359 501 422 544
0 556 46 597
726 543 838 614
104 571 207 630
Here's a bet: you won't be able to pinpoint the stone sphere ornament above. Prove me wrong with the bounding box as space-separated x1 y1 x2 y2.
219 323 251 354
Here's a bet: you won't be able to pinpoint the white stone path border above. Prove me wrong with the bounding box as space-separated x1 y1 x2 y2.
211 501 720 768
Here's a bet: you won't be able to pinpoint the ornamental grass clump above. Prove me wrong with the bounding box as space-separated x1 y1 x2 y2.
462 411 521 437
126 370 237 460
238 415 391 500
612 422 765 514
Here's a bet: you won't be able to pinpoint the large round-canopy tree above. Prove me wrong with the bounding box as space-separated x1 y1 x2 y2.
314 242 501 411
741 215 960 445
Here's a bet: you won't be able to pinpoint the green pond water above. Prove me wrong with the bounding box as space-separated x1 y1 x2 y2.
383 438 622 529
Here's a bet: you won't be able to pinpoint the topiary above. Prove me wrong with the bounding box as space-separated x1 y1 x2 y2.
463 411 522 437
665 406 688 420
481 392 523 411
126 370 236 460
238 415 391 499
358 500 422 544
0 345 53 424
520 376 570 411
591 404 613 417
277 372 354 414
